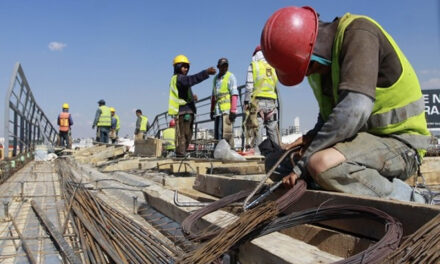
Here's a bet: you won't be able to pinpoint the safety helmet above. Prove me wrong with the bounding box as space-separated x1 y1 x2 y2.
169 119 176 127
173 55 190 65
98 99 106 105
261 6 318 86
253 45 262 56
62 103 69 109
110 107 115 112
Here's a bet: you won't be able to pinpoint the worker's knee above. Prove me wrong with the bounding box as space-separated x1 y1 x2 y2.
307 148 345 177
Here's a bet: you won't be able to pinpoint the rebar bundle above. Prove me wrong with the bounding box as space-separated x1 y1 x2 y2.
384 213 440 264
56 159 179 264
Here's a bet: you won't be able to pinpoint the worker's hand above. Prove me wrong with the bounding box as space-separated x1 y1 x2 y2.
244 103 249 111
282 172 299 188
92 125 95 129
281 136 303 151
229 112 236 122
193 94 198 102
210 112 215 121
206 67 216 75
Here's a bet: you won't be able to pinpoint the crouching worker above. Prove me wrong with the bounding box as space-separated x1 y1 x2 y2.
261 6 431 202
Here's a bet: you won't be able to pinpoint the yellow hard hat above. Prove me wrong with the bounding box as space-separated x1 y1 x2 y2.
173 54 190 65
110 107 115 112
62 103 69 109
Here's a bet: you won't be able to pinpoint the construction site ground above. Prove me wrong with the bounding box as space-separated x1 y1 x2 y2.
1 143 440 263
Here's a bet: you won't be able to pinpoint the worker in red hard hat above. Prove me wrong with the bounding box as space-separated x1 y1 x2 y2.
162 119 177 156
168 55 217 157
262 6 430 202
244 45 280 155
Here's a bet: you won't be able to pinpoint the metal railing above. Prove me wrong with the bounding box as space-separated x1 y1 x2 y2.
147 84 282 153
3 63 57 158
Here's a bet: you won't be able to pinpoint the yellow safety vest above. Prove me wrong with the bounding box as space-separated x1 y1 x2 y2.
213 72 232 112
252 61 278 99
97 106 111 127
140 115 148 132
163 127 176 150
308 13 430 156
114 114 120 131
168 75 188 116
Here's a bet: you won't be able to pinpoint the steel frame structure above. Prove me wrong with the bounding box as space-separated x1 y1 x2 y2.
3 63 57 158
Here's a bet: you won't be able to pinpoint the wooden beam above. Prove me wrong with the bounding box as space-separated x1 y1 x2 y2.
193 173 265 197
142 185 342 264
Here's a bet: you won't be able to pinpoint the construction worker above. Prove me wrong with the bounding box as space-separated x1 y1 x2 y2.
262 6 430 201
134 109 148 141
162 119 176 157
92 99 112 143
244 45 280 154
110 107 120 144
57 103 73 148
210 58 238 148
168 54 216 157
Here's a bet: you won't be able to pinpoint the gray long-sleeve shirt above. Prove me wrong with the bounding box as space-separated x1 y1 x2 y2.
293 91 374 177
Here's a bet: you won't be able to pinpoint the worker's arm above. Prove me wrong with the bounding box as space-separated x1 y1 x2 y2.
229 74 239 113
92 109 101 127
135 116 140 134
177 70 210 89
292 91 374 177
111 118 116 130
69 114 73 126
57 115 60 126
244 64 253 106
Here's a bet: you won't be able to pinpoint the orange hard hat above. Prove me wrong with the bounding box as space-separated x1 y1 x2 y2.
261 6 318 86
169 119 176 127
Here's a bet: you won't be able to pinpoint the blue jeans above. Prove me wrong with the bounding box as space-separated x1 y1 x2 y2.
98 127 110 143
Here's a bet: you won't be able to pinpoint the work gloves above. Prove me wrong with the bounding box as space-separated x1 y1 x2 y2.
210 112 215 121
229 112 236 122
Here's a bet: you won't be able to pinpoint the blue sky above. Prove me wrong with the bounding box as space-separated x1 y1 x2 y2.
1 0 439 138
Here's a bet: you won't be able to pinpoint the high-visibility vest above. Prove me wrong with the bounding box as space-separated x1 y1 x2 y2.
97 106 112 127
59 112 70 132
168 75 189 116
252 61 278 99
308 13 430 157
140 115 148 132
114 114 120 131
212 72 232 112
163 128 176 150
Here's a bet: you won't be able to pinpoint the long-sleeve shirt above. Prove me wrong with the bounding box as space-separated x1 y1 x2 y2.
93 108 101 126
111 117 117 130
293 17 411 177
244 51 267 103
176 70 210 114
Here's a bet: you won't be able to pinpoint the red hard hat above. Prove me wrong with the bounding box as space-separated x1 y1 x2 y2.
169 119 176 127
261 6 318 86
253 45 262 56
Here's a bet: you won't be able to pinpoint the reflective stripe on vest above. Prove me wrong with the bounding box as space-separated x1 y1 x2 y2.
213 72 232 112
140 115 148 132
168 75 188 116
308 13 430 155
97 106 112 127
114 114 120 131
59 112 70 132
252 61 278 99
163 128 176 150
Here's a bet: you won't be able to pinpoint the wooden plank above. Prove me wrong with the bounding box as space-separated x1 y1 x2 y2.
281 224 373 258
406 157 440 185
142 185 342 264
101 158 142 172
90 146 126 164
193 173 267 197
74 145 107 156
286 190 440 238
134 137 162 157
211 163 265 175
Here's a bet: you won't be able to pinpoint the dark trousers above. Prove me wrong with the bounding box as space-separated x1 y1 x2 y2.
98 126 110 143
176 114 193 156
59 131 70 148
